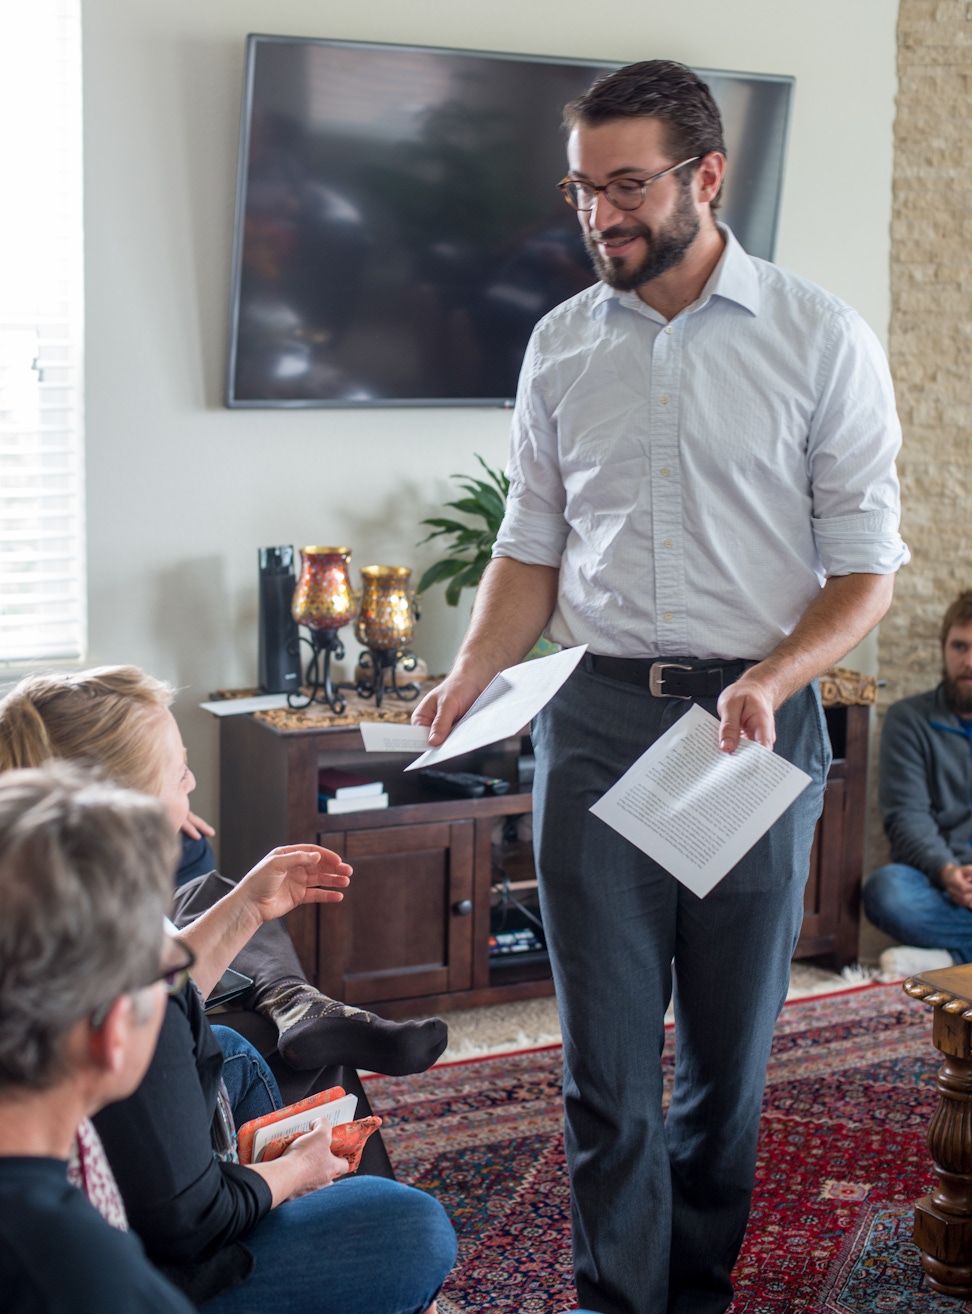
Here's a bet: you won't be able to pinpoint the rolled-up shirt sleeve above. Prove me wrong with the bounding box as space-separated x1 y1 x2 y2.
808 307 910 577
493 332 569 567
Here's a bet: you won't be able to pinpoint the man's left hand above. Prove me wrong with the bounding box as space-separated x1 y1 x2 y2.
716 669 778 752
240 845 352 924
714 574 895 754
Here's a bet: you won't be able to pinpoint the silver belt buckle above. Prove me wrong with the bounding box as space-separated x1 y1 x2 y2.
648 662 693 699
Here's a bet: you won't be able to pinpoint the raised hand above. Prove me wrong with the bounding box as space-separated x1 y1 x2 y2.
240 845 352 925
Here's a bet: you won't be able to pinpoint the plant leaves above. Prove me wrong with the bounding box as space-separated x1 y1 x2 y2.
416 558 468 593
450 481 507 527
442 497 504 539
416 517 477 546
475 452 510 497
415 456 509 602
419 516 473 532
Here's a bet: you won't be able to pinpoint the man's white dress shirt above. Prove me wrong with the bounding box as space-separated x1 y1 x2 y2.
493 226 909 662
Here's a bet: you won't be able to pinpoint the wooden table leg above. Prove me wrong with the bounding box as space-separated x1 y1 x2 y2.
912 1005 972 1293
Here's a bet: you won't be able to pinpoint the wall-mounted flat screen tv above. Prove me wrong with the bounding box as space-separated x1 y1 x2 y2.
226 36 793 408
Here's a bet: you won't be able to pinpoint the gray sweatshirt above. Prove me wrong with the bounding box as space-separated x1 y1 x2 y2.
880 684 972 886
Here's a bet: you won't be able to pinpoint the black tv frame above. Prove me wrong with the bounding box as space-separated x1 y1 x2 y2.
225 35 793 410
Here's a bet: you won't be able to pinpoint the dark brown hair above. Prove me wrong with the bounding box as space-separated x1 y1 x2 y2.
941 590 972 646
563 60 727 210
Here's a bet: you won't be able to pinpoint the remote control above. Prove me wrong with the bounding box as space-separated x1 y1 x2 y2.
418 769 511 798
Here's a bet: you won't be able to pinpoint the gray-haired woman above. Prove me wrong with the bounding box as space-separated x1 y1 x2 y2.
0 764 197 1313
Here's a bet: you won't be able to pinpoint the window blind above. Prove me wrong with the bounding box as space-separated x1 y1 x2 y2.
0 0 85 664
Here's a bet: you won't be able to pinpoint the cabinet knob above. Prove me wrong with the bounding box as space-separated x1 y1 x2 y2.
453 899 473 916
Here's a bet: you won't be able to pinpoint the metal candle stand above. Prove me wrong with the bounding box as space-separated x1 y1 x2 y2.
354 648 421 709
287 629 349 715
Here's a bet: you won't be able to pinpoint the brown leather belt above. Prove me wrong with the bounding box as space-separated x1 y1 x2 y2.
588 655 750 700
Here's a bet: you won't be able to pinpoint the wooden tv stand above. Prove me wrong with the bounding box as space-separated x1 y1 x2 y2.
217 703 868 1019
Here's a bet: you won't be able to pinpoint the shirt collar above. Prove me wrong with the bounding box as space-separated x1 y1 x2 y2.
590 222 761 321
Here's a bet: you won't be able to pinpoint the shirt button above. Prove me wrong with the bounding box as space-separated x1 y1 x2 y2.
663 612 674 621
663 538 673 548
665 326 673 335
660 467 671 477
659 394 669 404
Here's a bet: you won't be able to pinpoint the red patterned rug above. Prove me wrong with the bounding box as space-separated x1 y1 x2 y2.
364 984 960 1313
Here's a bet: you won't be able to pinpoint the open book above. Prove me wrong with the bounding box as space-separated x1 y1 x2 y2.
237 1086 382 1172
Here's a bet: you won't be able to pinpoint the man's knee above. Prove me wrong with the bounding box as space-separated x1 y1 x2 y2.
862 863 925 922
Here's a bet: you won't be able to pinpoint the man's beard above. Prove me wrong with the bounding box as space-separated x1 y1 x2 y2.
943 668 972 715
583 180 700 292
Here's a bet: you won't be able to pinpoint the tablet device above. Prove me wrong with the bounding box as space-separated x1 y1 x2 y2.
205 966 254 1011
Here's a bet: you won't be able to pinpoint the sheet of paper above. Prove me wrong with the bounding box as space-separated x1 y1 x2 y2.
590 703 811 898
404 645 588 771
199 694 292 717
358 721 431 753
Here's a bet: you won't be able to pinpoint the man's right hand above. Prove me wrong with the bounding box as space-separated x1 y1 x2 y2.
941 863 972 908
412 670 487 746
411 557 560 746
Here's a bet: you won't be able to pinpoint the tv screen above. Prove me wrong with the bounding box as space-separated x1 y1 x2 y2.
226 37 792 408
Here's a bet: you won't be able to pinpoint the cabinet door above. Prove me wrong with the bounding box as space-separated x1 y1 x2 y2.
313 820 474 1006
795 703 867 966
800 778 846 944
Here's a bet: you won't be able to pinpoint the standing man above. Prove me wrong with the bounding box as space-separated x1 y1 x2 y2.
414 61 907 1314
864 590 972 977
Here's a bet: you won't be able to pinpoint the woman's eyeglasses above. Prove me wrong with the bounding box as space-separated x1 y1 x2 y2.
90 938 196 1030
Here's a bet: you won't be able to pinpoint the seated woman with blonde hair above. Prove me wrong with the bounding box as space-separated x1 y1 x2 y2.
0 669 456 1311
0 666 445 1076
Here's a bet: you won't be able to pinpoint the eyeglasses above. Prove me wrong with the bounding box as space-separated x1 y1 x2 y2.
90 938 196 1030
558 157 701 212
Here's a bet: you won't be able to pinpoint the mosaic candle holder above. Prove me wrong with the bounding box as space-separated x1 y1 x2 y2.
288 546 356 714
354 565 421 709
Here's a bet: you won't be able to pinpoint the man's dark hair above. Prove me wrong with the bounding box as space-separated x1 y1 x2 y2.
941 590 972 646
563 60 727 210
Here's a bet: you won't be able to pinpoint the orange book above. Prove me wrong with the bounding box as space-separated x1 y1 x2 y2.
237 1086 382 1173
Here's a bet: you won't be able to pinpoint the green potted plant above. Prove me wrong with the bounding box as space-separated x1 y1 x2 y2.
416 456 558 659
416 455 510 605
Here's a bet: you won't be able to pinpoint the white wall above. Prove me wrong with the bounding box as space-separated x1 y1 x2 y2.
79 0 899 830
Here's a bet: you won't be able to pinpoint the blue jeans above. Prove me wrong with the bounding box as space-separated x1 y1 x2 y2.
211 1025 283 1127
532 663 830 1314
863 862 972 962
206 1027 456 1314
202 1175 456 1314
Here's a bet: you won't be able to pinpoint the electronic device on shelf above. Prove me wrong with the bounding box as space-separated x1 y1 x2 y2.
227 35 793 408
257 546 301 694
489 903 548 968
418 769 511 799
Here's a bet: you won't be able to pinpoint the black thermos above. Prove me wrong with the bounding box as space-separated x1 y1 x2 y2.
258 546 301 694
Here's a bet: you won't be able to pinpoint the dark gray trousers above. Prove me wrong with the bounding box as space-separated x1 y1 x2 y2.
531 659 830 1314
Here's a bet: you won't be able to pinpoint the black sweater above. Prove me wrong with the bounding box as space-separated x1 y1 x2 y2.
93 983 271 1276
0 1156 194 1313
